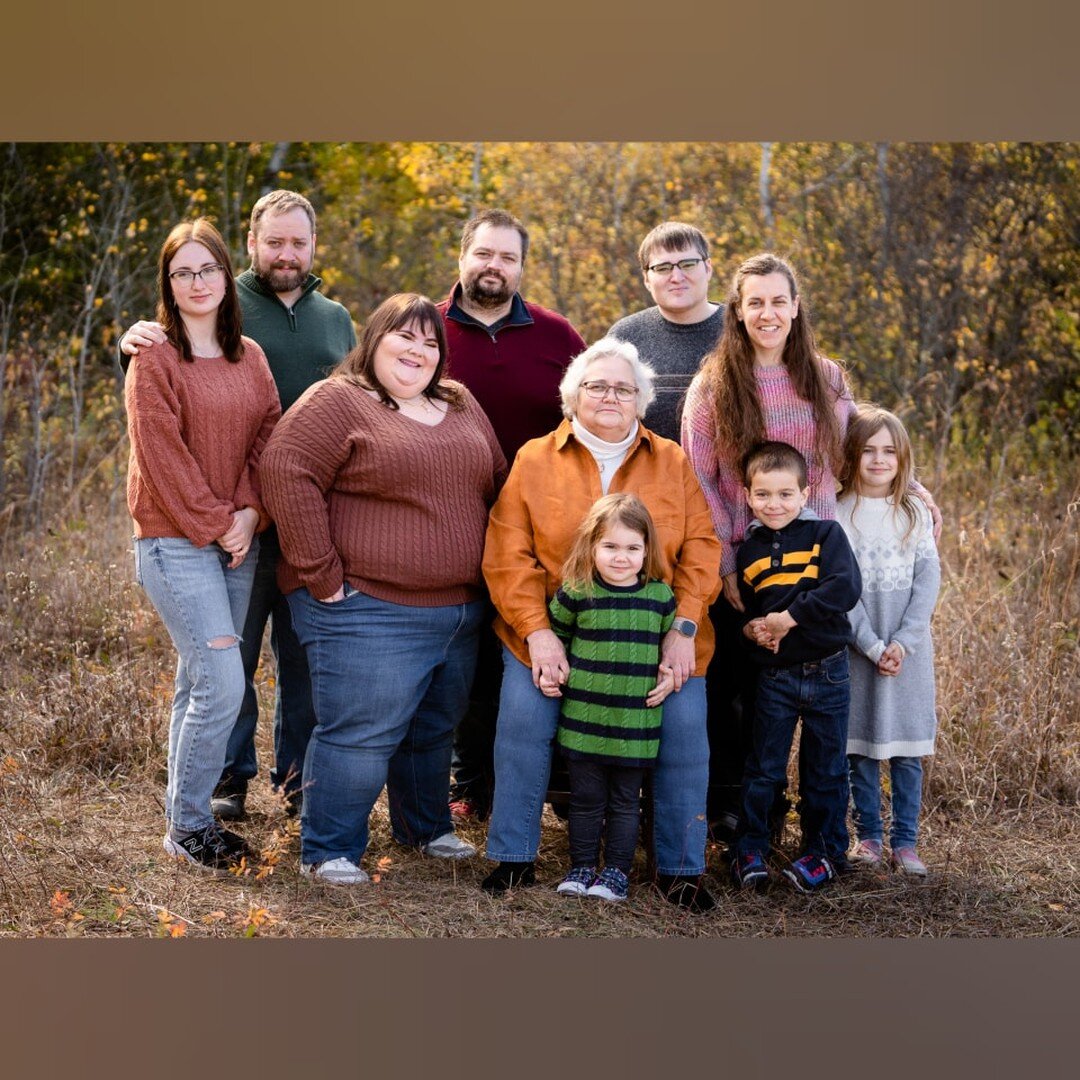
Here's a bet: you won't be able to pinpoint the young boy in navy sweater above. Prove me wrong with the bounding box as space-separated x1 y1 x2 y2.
732 442 862 892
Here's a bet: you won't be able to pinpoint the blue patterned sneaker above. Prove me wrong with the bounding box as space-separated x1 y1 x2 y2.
782 853 836 893
556 865 597 896
586 866 630 902
731 851 770 890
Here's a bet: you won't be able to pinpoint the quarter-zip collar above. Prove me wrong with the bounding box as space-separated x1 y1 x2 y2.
444 282 534 337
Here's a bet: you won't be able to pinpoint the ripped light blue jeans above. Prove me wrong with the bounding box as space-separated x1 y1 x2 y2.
135 535 258 835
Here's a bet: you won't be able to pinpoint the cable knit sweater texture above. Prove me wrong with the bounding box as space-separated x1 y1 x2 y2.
837 494 940 758
124 337 281 546
681 359 855 576
259 378 508 606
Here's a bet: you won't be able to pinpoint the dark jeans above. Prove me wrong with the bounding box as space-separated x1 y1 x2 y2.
705 597 758 822
217 528 315 799
736 649 850 865
566 757 646 874
449 615 501 812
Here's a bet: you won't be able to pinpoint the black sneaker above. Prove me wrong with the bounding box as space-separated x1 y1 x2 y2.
210 792 246 821
163 824 253 874
731 851 770 891
656 874 718 913
480 861 536 894
708 811 739 844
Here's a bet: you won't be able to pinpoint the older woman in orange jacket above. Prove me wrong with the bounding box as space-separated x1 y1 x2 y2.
480 336 721 912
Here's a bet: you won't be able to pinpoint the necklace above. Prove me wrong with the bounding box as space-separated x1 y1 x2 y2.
389 392 435 413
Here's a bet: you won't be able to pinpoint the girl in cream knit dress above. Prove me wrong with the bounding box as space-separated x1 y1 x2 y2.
836 406 940 876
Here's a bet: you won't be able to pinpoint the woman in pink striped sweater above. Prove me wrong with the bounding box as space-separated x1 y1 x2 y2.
681 252 938 843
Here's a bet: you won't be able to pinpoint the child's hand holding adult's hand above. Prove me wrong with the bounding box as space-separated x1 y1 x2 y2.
538 674 563 698
645 664 676 707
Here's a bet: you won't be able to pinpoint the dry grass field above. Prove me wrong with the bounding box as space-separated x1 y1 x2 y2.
1 456 1076 939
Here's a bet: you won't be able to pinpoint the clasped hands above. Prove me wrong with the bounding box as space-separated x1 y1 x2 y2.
528 627 679 708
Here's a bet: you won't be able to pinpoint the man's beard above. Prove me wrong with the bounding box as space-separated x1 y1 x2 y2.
254 254 308 294
462 268 514 309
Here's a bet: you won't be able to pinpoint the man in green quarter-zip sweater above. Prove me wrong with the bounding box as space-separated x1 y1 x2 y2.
118 190 356 823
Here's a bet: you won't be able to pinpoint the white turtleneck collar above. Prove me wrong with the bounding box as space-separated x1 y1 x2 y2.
571 417 639 494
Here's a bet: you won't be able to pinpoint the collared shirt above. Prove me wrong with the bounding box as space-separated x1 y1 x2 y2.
437 285 586 462
482 419 721 674
445 285 534 337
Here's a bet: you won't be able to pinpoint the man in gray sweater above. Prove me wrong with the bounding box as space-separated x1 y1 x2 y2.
609 222 754 843
607 221 722 443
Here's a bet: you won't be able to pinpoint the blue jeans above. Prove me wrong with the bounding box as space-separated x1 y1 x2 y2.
486 648 708 876
288 587 483 866
134 536 258 835
737 649 850 864
218 528 314 798
849 754 924 850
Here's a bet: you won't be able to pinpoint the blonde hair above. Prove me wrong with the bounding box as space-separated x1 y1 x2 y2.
840 404 921 543
561 493 663 595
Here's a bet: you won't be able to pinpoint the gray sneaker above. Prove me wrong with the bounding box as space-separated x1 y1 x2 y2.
301 857 370 885
422 832 477 859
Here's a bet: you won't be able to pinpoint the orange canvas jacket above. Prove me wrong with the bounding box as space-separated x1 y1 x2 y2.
482 420 722 675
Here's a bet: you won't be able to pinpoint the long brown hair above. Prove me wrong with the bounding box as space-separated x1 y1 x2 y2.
561 493 664 595
697 252 844 477
335 293 463 410
156 219 244 362
840 404 921 543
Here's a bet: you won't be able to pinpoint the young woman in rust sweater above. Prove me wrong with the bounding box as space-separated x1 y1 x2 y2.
126 219 280 874
259 293 507 886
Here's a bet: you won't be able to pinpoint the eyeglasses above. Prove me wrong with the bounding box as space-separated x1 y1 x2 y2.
645 257 705 276
580 380 639 402
169 265 225 287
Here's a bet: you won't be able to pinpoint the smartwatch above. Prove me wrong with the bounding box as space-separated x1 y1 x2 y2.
673 617 697 638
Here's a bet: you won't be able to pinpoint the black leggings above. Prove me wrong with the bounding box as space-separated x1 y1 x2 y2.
566 758 646 873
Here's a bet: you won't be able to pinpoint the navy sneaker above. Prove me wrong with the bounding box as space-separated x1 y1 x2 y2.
782 853 837 893
556 865 597 896
586 866 630 902
731 851 770 890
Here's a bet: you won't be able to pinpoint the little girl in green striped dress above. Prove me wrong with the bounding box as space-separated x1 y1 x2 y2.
541 493 676 902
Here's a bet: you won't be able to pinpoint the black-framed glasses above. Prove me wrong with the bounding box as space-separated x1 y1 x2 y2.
645 257 705 276
169 265 225 287
581 380 639 402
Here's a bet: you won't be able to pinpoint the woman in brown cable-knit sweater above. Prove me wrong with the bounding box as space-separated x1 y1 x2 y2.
259 293 507 886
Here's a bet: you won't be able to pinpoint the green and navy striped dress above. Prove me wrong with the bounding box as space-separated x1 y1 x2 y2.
549 577 676 767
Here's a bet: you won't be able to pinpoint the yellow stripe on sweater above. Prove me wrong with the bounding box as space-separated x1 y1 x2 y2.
782 545 820 566
754 565 820 590
742 556 773 584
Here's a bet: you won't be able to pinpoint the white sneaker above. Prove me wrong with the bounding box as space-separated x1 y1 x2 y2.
301 857 370 885
422 832 477 859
